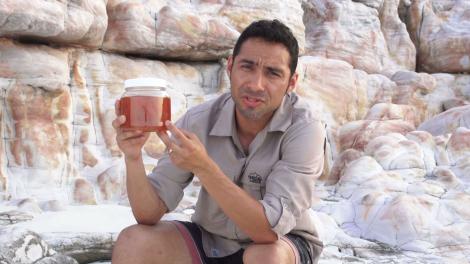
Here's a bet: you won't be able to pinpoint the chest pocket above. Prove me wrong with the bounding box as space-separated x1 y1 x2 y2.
239 161 271 200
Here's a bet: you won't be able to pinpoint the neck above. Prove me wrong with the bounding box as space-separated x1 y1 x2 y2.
235 110 272 152
237 110 271 134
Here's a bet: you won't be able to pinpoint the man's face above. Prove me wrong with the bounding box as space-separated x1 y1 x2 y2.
227 38 298 122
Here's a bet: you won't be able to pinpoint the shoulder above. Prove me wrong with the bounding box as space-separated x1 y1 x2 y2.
280 94 326 157
288 93 324 129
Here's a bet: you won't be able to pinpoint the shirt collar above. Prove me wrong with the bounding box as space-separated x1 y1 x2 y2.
267 93 293 133
209 95 236 137
209 93 293 137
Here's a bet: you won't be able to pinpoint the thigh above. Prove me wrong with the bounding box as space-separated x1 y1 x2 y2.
243 238 296 264
112 221 193 264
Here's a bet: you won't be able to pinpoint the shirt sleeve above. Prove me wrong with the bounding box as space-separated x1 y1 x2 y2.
260 120 325 236
147 113 194 211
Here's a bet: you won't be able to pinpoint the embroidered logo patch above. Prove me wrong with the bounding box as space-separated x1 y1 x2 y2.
248 172 262 184
211 248 219 257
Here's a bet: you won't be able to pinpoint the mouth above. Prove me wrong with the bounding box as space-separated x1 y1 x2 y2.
242 96 264 108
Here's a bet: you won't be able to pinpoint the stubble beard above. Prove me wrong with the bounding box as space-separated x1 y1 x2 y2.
235 102 267 120
233 89 271 121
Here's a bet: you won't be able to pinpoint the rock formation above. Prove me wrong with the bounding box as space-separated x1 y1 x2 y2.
0 0 469 263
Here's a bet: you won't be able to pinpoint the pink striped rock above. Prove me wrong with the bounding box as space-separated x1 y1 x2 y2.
335 148 470 252
390 70 437 124
446 127 470 181
0 38 220 204
303 0 415 74
426 73 470 119
434 134 451 166
0 108 5 196
0 0 107 48
364 133 425 171
418 105 470 136
406 131 437 175
407 0 470 73
73 178 97 205
433 166 463 189
327 148 363 185
365 103 418 127
103 1 304 59
0 39 74 194
339 120 415 151
296 57 369 127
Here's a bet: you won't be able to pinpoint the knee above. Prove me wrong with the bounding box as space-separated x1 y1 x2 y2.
112 222 184 264
243 244 286 264
113 224 154 257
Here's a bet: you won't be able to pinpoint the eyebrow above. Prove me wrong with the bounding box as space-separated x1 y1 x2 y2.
239 59 255 66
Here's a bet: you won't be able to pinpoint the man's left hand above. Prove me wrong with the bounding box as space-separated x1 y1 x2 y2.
157 121 213 175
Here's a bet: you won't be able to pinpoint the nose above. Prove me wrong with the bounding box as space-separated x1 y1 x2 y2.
247 70 265 93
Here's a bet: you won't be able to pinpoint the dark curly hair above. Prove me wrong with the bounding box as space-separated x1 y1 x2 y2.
232 19 299 76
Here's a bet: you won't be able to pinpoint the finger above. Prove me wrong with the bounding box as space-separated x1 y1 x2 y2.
120 130 145 141
165 121 190 146
112 115 126 129
157 130 182 153
115 99 121 116
181 130 198 141
125 133 150 146
126 132 148 141
157 130 171 147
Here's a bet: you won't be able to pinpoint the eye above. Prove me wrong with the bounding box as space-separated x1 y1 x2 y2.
241 64 252 70
267 69 281 77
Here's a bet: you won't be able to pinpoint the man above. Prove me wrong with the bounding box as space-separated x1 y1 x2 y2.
112 19 325 264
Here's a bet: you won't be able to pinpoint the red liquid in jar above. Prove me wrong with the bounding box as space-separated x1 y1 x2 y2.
119 96 171 132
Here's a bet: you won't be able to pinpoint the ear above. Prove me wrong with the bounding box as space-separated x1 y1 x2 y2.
226 55 234 78
287 72 299 93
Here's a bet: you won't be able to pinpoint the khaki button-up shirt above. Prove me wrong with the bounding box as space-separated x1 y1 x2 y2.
149 92 325 258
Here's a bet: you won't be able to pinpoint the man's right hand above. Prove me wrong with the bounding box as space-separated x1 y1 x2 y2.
112 99 150 161
112 100 167 224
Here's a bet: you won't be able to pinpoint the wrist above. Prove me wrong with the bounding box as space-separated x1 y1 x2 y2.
125 154 143 163
193 159 220 179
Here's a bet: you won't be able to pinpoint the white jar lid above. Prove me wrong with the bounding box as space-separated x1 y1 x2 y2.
124 77 170 89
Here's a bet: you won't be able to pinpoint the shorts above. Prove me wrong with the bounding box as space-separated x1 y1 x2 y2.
173 221 313 264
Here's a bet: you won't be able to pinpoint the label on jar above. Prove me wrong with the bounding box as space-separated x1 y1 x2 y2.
120 95 171 132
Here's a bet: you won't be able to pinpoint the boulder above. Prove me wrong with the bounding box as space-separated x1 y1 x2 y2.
0 210 33 226
418 105 470 136
0 227 77 264
406 0 470 73
0 0 107 48
296 56 368 127
103 0 304 60
364 103 418 127
0 39 223 204
41 232 114 264
339 120 415 151
303 0 415 75
446 127 470 180
426 73 470 117
390 70 436 123
364 133 425 171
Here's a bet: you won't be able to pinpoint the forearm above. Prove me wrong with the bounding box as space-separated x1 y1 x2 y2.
195 161 277 243
125 156 167 225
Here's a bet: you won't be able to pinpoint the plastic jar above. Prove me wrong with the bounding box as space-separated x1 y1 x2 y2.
119 77 171 132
